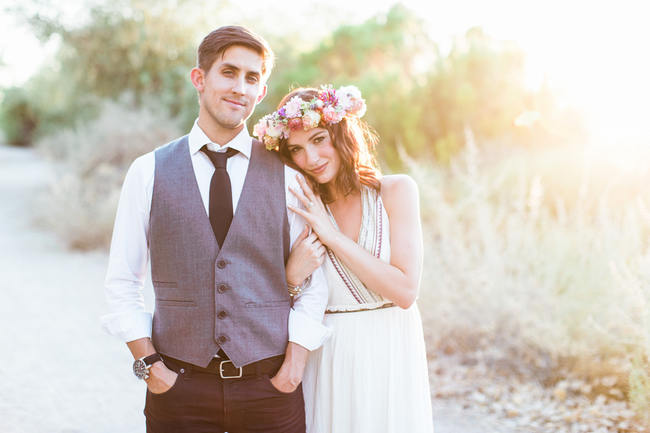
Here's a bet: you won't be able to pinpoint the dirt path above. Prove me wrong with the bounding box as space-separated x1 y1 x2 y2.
0 145 517 433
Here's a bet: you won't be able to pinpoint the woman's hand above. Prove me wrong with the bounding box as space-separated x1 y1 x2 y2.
285 226 326 287
288 175 339 246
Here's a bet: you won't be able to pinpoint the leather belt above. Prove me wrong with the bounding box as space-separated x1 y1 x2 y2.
162 354 284 379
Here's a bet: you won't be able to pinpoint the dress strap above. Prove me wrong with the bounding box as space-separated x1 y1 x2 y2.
324 186 387 305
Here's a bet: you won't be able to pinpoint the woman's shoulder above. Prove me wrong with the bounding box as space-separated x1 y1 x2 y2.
378 174 419 213
380 174 419 199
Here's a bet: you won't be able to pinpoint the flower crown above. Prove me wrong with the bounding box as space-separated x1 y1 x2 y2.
253 85 367 151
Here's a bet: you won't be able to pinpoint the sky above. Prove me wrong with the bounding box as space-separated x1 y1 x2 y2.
2 0 649 144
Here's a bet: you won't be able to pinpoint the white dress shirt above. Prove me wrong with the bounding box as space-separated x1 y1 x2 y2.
101 121 330 351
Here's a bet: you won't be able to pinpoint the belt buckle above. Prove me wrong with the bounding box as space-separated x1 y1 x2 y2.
219 359 243 379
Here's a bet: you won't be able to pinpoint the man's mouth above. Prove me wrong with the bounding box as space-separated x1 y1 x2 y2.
224 98 246 108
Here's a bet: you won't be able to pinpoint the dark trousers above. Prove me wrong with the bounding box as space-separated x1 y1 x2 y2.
144 356 305 433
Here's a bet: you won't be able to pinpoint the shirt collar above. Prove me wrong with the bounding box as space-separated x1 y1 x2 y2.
188 119 252 159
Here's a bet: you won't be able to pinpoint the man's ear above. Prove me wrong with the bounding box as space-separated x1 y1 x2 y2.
256 84 268 104
190 67 205 92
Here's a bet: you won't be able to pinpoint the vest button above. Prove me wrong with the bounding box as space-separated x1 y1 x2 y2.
217 284 229 293
218 335 229 344
217 260 227 269
217 310 228 320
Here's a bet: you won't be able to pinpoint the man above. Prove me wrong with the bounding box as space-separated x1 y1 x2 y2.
102 25 329 432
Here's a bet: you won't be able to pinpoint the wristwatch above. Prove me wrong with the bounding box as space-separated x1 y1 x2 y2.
133 353 163 380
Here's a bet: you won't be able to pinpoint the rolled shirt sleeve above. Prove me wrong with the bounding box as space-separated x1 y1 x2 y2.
285 167 332 350
101 154 154 342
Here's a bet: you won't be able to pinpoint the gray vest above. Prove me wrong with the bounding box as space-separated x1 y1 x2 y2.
149 135 290 368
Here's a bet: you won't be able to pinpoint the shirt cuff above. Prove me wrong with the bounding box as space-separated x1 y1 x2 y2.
101 311 153 343
288 308 332 351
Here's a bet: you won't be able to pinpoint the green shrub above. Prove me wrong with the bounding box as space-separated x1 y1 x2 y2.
0 87 41 147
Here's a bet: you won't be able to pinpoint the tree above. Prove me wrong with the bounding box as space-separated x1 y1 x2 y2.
253 4 438 168
8 0 203 143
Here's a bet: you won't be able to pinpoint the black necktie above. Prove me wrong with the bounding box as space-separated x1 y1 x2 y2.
201 146 238 247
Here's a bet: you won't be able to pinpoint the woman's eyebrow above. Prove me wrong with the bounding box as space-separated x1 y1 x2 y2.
309 131 325 140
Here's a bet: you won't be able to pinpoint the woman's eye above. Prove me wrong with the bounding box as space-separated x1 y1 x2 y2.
314 136 324 144
289 147 301 153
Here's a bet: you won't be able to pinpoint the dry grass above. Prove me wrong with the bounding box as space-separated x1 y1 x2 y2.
413 132 650 423
35 98 182 250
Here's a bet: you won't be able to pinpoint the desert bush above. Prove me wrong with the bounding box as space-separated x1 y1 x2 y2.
36 98 181 250
413 133 650 419
0 87 41 147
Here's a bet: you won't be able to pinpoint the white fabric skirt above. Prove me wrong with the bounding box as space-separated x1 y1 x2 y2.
302 303 434 433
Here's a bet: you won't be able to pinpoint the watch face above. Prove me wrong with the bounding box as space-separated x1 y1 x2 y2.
133 359 148 379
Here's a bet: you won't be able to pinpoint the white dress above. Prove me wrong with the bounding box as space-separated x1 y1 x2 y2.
302 187 434 433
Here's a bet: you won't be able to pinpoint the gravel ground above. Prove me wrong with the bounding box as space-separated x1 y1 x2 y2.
0 144 516 433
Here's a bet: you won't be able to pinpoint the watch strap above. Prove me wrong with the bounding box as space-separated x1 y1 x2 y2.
142 353 163 367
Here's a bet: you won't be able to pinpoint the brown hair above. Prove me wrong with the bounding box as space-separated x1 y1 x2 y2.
276 88 381 203
197 26 274 78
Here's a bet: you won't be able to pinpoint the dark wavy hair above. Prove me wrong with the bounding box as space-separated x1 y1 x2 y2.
276 88 381 203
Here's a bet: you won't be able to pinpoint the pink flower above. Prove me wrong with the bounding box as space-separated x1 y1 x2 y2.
288 118 303 131
348 99 366 118
318 86 338 105
337 85 366 117
253 120 267 139
322 105 344 123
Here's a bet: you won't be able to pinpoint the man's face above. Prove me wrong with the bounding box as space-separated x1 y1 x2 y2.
196 45 267 132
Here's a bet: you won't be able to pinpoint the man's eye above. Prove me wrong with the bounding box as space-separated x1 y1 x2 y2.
247 76 259 83
222 70 234 76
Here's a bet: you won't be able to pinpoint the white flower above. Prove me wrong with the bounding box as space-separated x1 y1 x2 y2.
302 110 321 130
337 85 362 100
267 123 285 138
284 96 304 118
337 93 354 111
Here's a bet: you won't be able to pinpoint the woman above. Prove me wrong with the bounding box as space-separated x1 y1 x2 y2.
254 85 433 433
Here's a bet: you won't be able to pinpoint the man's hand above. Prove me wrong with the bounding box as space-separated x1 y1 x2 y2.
146 361 178 394
270 342 309 393
126 337 177 393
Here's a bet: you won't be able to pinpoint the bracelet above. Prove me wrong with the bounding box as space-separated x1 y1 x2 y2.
287 274 312 297
287 282 303 297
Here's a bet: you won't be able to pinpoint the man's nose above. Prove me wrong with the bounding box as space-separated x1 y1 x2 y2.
231 76 245 95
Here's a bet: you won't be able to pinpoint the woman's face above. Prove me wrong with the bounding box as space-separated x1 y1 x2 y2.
286 127 341 185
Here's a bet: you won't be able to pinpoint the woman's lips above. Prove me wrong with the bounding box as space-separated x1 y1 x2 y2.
309 162 328 175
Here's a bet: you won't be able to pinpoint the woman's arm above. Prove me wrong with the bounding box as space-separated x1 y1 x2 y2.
289 174 423 309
